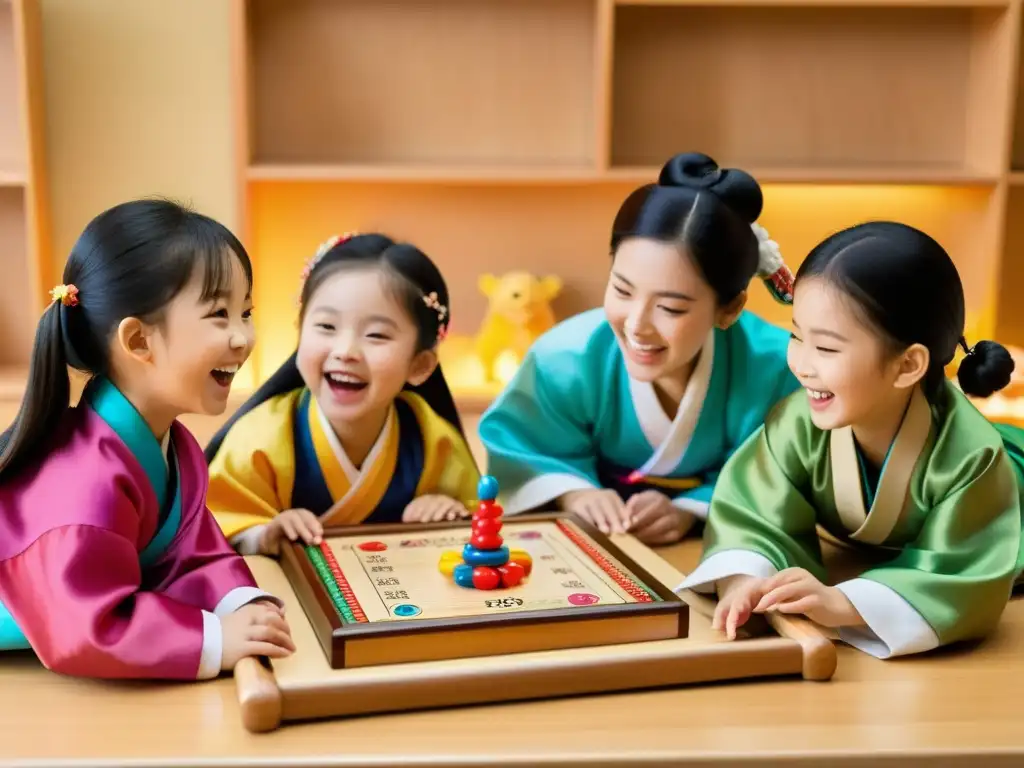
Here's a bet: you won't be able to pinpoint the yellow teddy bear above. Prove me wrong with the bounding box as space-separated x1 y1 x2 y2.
475 271 562 382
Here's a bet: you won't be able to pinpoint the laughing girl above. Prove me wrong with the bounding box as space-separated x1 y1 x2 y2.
478 152 800 545
205 234 479 556
679 221 1024 659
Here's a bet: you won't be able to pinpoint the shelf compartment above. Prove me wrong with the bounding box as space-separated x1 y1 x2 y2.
0 187 33 366
0 4 26 180
244 0 598 168
245 179 637 379
611 5 1014 176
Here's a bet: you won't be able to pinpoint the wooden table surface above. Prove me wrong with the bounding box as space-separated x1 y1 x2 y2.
3 539 1024 767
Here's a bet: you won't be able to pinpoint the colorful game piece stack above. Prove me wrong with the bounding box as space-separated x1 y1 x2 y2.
438 475 533 590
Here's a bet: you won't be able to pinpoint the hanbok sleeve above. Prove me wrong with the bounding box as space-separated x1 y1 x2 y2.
0 522 215 680
834 444 1020 658
678 395 826 592
478 345 600 514
206 410 293 555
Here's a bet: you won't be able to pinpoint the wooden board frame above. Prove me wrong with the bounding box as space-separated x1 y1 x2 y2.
280 512 689 668
234 536 838 733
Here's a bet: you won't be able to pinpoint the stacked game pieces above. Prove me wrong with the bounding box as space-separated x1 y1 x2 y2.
438 475 533 590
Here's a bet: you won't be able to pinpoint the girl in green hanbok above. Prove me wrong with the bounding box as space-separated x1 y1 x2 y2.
679 221 1023 659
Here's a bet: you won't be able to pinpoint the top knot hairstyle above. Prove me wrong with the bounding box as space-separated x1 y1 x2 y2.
204 232 464 463
610 152 793 305
796 221 1015 400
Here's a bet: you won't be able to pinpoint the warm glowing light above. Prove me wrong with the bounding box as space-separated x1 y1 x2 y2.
494 351 520 386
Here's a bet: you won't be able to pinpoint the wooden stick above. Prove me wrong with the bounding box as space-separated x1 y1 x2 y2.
234 657 283 733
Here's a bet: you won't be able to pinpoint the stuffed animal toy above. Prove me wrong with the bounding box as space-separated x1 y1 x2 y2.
475 271 562 382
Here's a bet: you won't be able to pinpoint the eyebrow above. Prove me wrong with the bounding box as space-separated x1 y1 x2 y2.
309 307 399 328
612 272 695 302
792 320 849 343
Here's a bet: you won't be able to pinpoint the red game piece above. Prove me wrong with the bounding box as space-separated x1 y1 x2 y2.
471 517 502 536
471 566 501 590
473 502 504 520
357 541 387 552
470 532 503 550
497 562 524 587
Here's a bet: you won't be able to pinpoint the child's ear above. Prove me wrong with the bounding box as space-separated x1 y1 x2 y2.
894 343 929 389
715 290 748 329
114 317 154 364
407 349 439 387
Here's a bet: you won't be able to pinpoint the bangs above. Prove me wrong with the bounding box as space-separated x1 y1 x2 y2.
161 214 254 304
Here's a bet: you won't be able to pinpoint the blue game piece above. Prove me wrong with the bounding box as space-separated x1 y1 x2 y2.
477 475 499 502
392 603 422 617
453 563 475 588
462 543 509 567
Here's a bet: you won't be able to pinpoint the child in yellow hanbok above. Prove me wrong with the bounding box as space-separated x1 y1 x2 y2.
205 234 479 555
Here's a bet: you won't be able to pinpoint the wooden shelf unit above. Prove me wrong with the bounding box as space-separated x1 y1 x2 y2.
232 0 1024 398
0 0 47 376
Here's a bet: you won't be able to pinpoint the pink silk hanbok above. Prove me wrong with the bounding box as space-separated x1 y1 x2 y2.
0 377 279 680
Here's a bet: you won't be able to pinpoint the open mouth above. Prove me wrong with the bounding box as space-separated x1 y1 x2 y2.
806 387 835 409
325 371 368 394
624 334 667 363
211 364 239 387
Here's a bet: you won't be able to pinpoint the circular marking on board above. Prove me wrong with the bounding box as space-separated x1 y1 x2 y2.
568 593 600 606
358 541 387 552
392 604 422 618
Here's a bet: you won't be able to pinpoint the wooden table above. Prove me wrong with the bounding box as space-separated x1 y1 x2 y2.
3 538 1024 767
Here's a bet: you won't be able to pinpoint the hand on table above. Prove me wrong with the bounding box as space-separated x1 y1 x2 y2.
403 495 470 523
560 488 630 534
258 508 323 555
624 490 696 545
220 601 295 670
712 568 863 640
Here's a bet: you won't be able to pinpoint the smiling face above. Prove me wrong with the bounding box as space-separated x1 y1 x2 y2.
296 266 436 432
603 238 742 398
787 276 925 434
137 254 255 422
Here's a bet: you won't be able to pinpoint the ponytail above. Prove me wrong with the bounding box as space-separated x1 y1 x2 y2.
405 364 466 439
0 303 72 477
204 352 304 463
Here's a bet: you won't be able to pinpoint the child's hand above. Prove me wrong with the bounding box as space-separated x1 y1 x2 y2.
561 489 629 534
220 601 295 671
753 568 864 628
625 490 695 545
712 574 770 640
259 508 323 555
403 495 469 523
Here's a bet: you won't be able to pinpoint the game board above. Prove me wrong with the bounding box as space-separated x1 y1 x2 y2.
234 496 837 731
283 513 688 668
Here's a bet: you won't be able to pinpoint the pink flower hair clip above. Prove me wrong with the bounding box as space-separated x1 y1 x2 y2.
300 232 358 283
423 291 449 343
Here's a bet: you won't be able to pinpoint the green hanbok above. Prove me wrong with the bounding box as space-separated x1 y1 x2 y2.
679 381 1024 658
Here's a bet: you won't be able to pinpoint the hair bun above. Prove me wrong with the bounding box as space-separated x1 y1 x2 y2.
957 339 1015 399
658 152 763 224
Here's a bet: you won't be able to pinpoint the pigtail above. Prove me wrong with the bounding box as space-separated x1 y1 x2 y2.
957 338 1015 399
752 223 794 305
204 352 305 463
0 300 73 478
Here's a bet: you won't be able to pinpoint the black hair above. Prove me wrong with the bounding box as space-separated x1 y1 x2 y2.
796 220 1014 400
611 152 788 305
205 233 464 462
0 198 253 478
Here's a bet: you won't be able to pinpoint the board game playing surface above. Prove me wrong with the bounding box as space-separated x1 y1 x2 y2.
320 518 662 621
